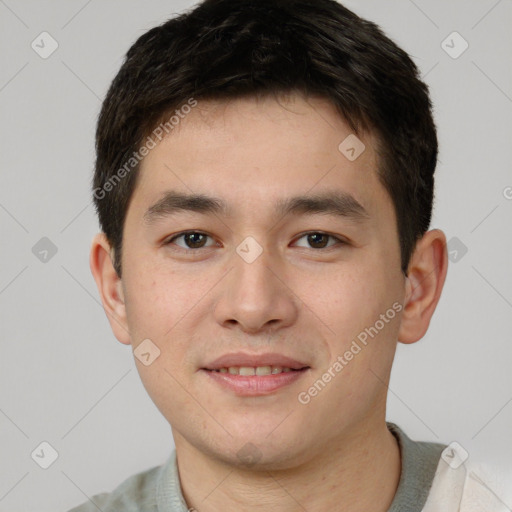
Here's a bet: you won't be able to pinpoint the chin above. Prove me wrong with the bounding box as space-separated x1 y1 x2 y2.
210 430 314 471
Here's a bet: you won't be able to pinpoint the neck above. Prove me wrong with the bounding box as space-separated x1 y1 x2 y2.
174 419 401 512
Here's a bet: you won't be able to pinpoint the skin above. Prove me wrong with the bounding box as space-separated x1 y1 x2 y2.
90 93 448 511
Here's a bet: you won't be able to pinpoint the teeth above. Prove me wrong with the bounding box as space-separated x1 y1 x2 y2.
255 366 272 376
217 366 294 375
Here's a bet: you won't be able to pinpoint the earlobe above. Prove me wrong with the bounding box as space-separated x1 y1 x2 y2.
89 233 131 345
397 229 448 344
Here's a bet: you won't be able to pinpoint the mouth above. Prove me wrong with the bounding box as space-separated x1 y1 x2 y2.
200 353 311 396
207 365 305 375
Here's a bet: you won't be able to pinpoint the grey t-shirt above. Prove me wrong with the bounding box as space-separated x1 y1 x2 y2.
68 422 446 512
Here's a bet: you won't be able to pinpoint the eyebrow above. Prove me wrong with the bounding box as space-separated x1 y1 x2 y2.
143 190 370 225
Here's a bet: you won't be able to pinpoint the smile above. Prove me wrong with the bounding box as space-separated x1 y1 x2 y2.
211 366 299 375
201 366 310 395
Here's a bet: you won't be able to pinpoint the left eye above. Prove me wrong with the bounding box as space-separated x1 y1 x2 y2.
166 231 216 249
293 232 343 249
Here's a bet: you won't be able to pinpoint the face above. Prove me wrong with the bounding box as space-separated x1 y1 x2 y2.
114 94 408 468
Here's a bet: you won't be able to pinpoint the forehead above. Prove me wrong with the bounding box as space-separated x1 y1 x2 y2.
132 94 391 222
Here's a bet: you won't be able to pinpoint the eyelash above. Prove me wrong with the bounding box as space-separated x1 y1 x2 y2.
164 231 346 251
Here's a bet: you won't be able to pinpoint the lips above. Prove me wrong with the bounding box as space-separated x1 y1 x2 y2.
202 352 310 371
200 352 311 396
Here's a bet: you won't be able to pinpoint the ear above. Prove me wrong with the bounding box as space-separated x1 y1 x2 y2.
398 229 448 344
89 233 131 345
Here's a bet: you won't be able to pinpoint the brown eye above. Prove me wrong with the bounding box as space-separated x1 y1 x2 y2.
294 232 343 249
167 231 214 249
183 232 207 248
307 233 329 248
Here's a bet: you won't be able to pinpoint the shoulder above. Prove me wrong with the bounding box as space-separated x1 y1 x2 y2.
424 452 512 512
460 461 512 512
67 461 164 512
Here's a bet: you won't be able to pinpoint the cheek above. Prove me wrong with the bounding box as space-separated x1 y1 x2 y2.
317 266 384 332
123 268 205 426
122 261 213 378
123 262 192 340
318 262 401 365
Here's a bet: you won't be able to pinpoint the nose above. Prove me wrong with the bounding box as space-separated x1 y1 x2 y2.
212 243 300 335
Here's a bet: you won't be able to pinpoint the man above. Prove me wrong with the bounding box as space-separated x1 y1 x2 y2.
71 0 508 510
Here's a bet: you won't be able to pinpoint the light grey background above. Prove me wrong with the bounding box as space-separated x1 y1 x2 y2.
1 0 511 510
